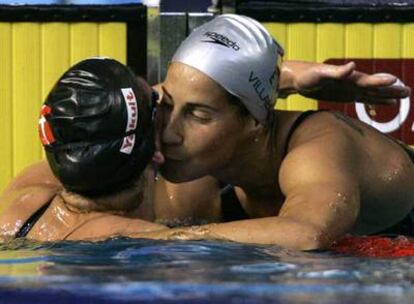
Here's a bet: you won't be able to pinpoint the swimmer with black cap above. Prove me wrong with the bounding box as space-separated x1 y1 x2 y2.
41 57 158 196
0 57 169 241
126 14 414 249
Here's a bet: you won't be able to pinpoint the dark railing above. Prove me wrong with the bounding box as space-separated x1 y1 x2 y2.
237 0 414 22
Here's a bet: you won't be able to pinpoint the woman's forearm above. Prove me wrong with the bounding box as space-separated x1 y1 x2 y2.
127 216 330 251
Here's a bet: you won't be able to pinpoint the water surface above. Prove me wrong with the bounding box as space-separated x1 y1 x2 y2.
0 238 413 303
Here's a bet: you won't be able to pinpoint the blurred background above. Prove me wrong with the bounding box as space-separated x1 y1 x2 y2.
1 0 414 194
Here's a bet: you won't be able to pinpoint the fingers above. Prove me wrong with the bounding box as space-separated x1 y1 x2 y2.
357 76 411 105
318 61 355 80
372 73 398 86
356 96 399 105
351 72 397 88
347 71 410 105
334 61 356 79
363 84 411 99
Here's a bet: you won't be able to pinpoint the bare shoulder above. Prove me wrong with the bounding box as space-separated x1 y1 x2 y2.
0 161 61 212
66 212 166 241
0 161 62 239
0 185 60 241
277 111 362 238
280 111 360 193
287 111 362 149
1 161 60 196
24 194 166 242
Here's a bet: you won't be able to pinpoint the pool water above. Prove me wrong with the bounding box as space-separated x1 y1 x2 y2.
0 238 413 304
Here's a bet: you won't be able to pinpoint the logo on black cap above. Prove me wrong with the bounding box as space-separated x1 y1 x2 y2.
39 105 56 146
202 32 240 51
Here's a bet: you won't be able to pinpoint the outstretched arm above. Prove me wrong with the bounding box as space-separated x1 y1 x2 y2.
154 61 410 106
126 117 360 250
278 60 410 104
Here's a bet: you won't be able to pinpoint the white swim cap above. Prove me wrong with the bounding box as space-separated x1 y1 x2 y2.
172 14 284 125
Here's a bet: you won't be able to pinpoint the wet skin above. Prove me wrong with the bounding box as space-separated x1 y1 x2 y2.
0 161 222 242
142 62 414 249
0 60 412 247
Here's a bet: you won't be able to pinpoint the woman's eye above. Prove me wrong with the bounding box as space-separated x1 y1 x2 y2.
189 109 212 121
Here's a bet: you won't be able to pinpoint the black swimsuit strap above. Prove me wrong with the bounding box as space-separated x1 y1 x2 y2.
219 110 323 221
220 185 249 221
15 200 52 238
284 110 321 155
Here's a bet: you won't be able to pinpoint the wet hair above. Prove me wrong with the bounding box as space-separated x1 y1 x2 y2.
225 91 278 153
226 93 250 118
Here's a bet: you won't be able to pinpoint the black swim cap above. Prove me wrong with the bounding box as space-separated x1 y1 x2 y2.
39 57 156 195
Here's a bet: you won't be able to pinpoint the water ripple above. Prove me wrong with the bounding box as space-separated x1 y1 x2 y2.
0 238 413 303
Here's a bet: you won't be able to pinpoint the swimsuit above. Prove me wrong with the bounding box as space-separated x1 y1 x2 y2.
220 185 249 221
15 201 51 238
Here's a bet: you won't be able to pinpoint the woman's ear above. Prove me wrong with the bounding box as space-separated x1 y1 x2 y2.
241 115 266 143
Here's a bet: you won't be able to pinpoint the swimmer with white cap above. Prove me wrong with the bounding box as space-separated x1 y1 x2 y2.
126 14 414 249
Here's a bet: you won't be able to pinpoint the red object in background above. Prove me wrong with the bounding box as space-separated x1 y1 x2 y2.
318 59 414 145
330 235 414 258
319 61 414 258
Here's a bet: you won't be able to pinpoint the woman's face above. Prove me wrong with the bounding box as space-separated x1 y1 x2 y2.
159 62 254 183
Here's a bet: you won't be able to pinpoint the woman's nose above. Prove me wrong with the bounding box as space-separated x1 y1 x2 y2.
161 111 183 146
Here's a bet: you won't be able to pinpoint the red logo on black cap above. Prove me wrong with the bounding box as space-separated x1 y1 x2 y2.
38 105 56 146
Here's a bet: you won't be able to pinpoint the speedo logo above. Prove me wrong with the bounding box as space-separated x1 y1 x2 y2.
202 32 240 51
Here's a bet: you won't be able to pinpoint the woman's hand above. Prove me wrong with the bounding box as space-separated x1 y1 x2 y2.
127 225 221 241
279 61 410 104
